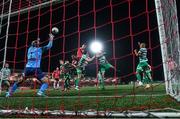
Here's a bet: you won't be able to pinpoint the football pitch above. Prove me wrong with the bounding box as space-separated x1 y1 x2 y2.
0 83 180 112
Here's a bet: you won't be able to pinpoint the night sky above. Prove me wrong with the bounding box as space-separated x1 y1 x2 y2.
0 0 179 83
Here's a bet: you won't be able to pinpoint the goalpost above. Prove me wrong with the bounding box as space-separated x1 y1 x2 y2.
155 0 180 101
0 0 13 94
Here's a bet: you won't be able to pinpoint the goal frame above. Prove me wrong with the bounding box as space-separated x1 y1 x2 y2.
154 0 180 101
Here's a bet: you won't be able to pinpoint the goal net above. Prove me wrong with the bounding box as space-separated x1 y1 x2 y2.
155 0 180 101
0 0 180 118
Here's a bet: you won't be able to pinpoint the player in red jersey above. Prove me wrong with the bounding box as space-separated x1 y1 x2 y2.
77 43 87 60
52 67 60 89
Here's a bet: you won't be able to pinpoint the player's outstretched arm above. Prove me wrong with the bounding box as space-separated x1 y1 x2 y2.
86 55 95 62
138 42 141 46
71 63 77 68
134 49 139 56
42 33 54 51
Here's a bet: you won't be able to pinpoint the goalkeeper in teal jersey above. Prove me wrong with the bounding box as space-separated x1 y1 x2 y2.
96 51 115 90
75 51 95 90
6 34 54 97
134 42 152 89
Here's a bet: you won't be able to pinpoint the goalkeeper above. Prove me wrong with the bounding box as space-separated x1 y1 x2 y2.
6 34 54 97
134 42 152 89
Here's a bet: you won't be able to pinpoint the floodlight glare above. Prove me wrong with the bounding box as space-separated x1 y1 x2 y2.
90 41 103 53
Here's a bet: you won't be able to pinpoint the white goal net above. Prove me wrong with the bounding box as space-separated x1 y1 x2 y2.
155 0 180 101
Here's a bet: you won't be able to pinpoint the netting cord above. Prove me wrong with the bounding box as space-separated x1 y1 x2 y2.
93 0 98 84
128 0 135 106
24 2 31 68
92 0 100 114
49 0 52 73
146 0 154 109
77 0 80 49
0 0 5 35
110 0 117 85
62 0 65 61
3 0 13 68
12 0 21 73
59 0 66 112
128 0 135 73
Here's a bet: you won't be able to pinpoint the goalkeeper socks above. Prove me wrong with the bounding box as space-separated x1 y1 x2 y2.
10 82 18 94
39 83 48 93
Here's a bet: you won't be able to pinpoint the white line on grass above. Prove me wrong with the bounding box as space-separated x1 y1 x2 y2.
0 94 167 99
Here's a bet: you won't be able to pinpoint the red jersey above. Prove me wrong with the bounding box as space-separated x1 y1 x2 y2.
77 48 83 60
52 70 60 79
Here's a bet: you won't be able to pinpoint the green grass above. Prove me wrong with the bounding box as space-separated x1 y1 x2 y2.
1 83 166 97
0 84 180 111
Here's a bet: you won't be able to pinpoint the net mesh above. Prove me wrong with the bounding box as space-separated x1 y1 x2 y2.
155 0 180 100
0 0 180 118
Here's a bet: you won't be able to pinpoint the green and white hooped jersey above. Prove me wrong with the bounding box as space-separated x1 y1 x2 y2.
60 64 64 70
78 54 88 68
98 55 107 65
1 68 11 80
138 48 148 62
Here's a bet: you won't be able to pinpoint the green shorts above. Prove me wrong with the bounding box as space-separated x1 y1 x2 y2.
64 73 71 79
136 61 149 72
100 63 112 72
60 73 64 78
76 67 82 74
1 80 9 85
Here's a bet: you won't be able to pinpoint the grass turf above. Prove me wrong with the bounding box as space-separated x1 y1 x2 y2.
0 84 180 111
1 83 166 97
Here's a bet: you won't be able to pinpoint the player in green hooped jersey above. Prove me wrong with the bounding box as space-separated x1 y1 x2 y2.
96 51 115 90
0 63 11 93
134 42 152 89
75 51 95 90
63 61 73 91
59 60 72 91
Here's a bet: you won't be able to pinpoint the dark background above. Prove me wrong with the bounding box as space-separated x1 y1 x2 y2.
0 0 179 83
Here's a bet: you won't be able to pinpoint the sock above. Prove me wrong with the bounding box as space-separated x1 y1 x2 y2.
57 82 60 88
53 82 56 89
98 72 104 89
10 82 18 94
147 71 152 81
64 79 67 88
136 72 141 82
39 83 48 93
75 78 79 87
67 78 70 88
